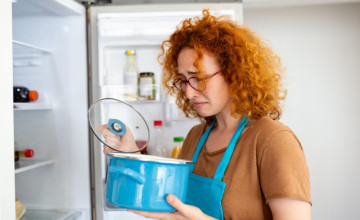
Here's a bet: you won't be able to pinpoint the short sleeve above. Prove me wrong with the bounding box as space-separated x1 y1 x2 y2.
259 130 312 205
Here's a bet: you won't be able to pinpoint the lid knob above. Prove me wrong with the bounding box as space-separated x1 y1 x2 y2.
112 123 123 132
108 119 127 136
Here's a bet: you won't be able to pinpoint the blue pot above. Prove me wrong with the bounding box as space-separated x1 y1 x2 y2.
106 153 194 212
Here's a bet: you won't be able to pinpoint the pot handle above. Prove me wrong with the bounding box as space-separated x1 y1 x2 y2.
108 167 145 184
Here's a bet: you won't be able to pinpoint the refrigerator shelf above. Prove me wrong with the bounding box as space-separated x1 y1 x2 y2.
12 40 51 68
15 159 56 174
20 209 82 220
13 40 51 58
14 92 53 111
14 102 52 111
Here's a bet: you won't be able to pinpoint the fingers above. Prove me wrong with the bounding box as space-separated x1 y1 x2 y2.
98 124 118 140
166 194 188 214
98 124 122 153
103 145 120 154
98 123 140 153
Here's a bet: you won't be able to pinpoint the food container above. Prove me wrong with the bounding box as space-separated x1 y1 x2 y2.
106 152 193 211
138 72 155 100
88 98 194 211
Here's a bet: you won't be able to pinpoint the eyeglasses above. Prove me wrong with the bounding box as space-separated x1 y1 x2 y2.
172 71 220 92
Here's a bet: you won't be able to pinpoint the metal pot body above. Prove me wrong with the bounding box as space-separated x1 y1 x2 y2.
106 153 193 212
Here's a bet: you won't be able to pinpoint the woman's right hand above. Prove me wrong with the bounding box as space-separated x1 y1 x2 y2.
97 124 139 154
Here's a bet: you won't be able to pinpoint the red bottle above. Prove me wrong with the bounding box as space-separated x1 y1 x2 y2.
14 149 34 162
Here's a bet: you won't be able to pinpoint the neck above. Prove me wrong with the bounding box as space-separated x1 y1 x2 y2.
214 111 242 132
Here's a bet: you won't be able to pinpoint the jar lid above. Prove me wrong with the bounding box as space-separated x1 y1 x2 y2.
139 72 154 76
24 149 34 157
125 50 136 55
174 137 184 142
154 120 162 126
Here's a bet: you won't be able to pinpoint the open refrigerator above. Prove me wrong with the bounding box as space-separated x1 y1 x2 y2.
11 1 242 219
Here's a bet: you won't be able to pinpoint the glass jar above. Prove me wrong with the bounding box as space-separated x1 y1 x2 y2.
138 72 155 100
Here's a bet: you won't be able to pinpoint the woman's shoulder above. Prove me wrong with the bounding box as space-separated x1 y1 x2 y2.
246 116 297 147
249 116 292 134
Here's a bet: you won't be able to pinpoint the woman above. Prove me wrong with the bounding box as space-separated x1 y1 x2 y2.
100 9 311 220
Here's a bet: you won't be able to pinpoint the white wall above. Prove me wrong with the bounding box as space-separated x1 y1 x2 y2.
0 0 15 220
244 3 360 219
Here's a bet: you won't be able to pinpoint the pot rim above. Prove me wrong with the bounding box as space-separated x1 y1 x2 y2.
107 152 194 164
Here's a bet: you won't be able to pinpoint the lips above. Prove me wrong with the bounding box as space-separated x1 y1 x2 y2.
192 101 207 107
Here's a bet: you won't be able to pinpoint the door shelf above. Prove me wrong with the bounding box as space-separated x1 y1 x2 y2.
15 159 56 174
100 84 162 102
20 209 82 220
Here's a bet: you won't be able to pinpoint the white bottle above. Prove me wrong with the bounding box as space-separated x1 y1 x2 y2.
149 120 169 157
123 50 138 100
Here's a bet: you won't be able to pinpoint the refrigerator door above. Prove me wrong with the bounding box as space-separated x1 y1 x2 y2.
88 3 242 220
12 0 90 219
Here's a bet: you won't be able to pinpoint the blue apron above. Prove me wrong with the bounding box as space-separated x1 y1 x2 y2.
186 118 248 220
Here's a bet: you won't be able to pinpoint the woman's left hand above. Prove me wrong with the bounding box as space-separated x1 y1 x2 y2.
129 194 217 220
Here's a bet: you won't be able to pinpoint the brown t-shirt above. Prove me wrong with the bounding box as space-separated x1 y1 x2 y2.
179 116 311 220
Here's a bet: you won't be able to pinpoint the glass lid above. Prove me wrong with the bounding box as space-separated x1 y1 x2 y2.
88 98 149 153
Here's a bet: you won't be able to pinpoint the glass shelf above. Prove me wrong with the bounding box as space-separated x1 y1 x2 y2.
100 84 162 103
14 103 52 111
13 40 51 58
14 93 53 111
20 209 81 220
15 159 56 174
12 40 51 68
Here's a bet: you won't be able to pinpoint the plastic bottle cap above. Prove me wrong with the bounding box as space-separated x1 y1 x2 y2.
28 90 39 101
173 137 184 142
125 50 136 55
24 149 34 157
154 120 162 126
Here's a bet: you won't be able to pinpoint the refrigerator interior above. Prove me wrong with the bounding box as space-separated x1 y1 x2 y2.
12 0 90 219
89 3 242 219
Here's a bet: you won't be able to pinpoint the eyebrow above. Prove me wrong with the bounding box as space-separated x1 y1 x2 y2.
177 71 198 76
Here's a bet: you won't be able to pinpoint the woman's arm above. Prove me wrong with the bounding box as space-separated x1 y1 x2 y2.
269 198 311 220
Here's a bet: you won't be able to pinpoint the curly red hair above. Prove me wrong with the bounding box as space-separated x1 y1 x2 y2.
159 9 286 123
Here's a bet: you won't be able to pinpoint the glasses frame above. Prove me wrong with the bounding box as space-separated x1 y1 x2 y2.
172 71 220 92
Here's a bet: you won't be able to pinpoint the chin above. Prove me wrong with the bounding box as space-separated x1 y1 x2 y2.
196 109 214 118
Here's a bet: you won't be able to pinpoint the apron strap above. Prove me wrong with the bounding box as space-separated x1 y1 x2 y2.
213 117 248 181
190 119 216 173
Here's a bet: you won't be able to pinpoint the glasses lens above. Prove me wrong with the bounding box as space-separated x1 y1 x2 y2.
173 77 208 92
189 77 208 91
174 79 186 92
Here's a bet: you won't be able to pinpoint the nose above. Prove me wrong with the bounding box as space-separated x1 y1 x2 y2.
184 83 199 100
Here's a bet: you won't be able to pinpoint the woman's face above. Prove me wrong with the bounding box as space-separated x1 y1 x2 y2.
176 48 233 117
